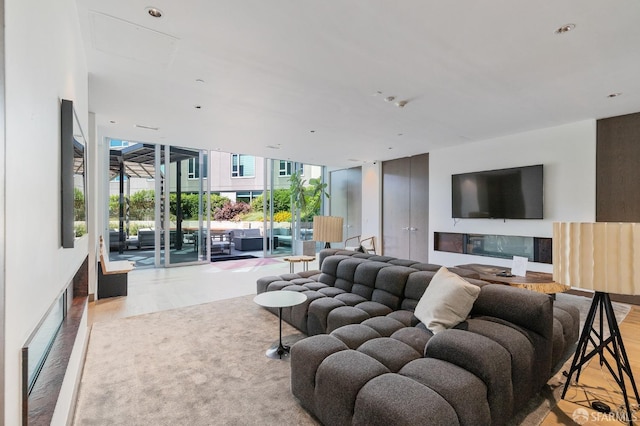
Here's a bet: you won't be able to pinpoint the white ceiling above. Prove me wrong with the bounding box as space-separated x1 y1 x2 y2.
76 0 640 168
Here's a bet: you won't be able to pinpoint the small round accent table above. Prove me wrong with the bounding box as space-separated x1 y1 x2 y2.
254 291 307 359
283 255 316 273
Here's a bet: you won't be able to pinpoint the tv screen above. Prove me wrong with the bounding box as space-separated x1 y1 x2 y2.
451 165 543 219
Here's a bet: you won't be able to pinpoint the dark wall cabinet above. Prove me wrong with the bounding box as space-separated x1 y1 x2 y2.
597 112 640 222
382 153 429 262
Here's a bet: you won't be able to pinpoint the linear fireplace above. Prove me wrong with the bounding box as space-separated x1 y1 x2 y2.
22 256 88 425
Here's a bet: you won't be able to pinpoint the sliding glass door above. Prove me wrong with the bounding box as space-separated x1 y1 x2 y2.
163 146 210 266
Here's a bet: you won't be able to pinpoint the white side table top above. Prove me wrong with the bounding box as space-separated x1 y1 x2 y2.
254 291 307 308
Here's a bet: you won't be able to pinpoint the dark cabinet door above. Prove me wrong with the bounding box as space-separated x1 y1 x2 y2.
382 154 429 262
409 154 429 260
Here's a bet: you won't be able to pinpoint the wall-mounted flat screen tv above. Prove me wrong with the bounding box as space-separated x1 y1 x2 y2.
451 164 543 219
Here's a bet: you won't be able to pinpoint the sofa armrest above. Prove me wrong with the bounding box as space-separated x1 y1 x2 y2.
471 284 553 340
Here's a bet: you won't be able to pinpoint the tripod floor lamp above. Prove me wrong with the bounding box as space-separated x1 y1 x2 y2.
553 222 640 424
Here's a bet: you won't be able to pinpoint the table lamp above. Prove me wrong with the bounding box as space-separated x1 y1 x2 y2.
313 216 344 249
553 222 639 422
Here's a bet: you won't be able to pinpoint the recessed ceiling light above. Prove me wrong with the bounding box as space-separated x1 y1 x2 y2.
310 130 316 133
194 105 202 109
385 96 396 102
555 23 575 34
146 7 163 18
266 145 281 150
109 120 116 124
397 133 403 136
195 78 205 83
607 92 622 98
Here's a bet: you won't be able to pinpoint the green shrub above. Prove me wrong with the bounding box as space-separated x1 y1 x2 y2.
109 195 119 219
210 194 230 215
74 187 86 221
240 211 264 221
251 189 291 213
74 222 86 237
110 191 233 222
130 190 155 220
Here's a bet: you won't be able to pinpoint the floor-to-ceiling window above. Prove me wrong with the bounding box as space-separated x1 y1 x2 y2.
165 146 210 266
264 159 325 256
107 145 327 264
107 142 210 267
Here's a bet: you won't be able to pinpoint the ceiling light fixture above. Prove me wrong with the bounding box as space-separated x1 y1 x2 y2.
266 145 281 150
195 78 205 83
194 105 202 109
385 96 396 102
146 7 163 18
134 124 159 131
555 23 575 34
109 120 116 124
395 100 408 108
607 92 622 98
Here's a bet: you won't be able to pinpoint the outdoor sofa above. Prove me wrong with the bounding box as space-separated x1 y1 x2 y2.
230 228 265 251
256 250 580 425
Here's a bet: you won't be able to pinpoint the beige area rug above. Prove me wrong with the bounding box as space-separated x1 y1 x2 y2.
73 295 318 426
74 293 631 426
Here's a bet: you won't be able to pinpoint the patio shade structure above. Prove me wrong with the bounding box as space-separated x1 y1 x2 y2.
109 144 199 254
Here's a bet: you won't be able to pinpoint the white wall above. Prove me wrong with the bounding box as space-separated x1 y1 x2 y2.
429 120 596 272
4 0 88 423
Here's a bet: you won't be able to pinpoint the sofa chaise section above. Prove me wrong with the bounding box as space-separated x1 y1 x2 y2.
291 283 555 426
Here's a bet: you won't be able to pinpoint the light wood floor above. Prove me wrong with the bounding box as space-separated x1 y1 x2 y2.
541 305 640 425
88 257 314 325
88 259 640 425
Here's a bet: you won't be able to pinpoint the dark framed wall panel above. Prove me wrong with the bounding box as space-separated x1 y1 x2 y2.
596 112 640 222
60 99 75 248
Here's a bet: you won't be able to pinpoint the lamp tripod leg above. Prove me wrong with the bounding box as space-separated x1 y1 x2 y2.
562 293 601 398
562 292 639 425
602 294 639 424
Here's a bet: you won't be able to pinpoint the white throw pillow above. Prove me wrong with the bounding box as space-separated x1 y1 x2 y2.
414 266 481 333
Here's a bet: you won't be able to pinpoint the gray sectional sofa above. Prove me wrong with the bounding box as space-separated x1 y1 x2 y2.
256 249 580 426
